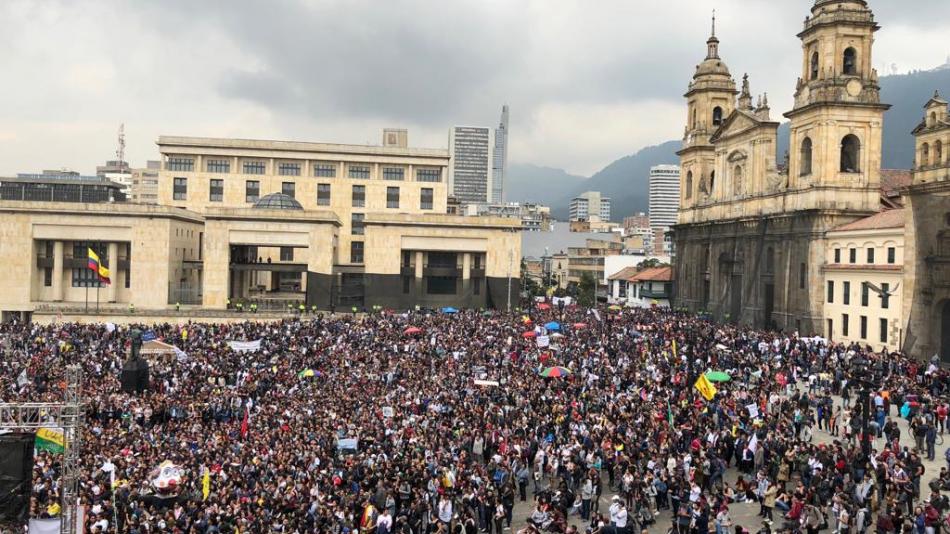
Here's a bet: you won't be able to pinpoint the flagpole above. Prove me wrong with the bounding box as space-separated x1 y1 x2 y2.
96 282 100 313
85 285 88 313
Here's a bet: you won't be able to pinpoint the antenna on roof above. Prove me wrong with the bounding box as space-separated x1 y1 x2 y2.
711 9 716 37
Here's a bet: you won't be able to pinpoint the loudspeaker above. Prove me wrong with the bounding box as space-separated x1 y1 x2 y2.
120 358 150 393
0 432 36 523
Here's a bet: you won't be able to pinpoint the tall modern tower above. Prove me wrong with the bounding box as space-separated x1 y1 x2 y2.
491 105 509 204
648 164 681 230
448 126 493 207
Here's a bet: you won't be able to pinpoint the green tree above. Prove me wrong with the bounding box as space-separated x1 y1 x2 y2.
637 258 667 270
578 272 596 308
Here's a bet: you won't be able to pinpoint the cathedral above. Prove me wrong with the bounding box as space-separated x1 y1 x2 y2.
672 0 890 334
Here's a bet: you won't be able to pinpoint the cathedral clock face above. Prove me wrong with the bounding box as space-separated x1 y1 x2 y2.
846 79 862 97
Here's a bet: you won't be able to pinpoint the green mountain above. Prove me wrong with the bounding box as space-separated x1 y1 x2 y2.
509 66 950 221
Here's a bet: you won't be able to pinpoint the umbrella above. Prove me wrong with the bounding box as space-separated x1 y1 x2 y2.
550 333 564 339
537 303 551 310
403 327 422 335
539 366 572 378
297 369 322 378
544 321 561 331
573 322 588 329
522 331 537 338
441 307 459 314
705 371 731 382
608 305 622 311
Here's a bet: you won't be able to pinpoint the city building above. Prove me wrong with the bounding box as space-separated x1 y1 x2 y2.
568 220 618 233
623 213 650 233
0 130 523 321
672 1 891 333
130 161 161 204
448 126 493 207
1 170 125 203
569 191 611 222
491 106 509 204
96 159 133 197
904 93 950 360
608 266 674 308
822 209 905 351
648 165 681 231
465 202 551 232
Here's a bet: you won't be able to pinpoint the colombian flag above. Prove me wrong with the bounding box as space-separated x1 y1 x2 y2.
87 248 111 284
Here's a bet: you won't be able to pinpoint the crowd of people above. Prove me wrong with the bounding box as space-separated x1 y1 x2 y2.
2 304 949 534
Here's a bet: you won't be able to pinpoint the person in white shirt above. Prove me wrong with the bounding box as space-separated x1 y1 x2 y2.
437 495 453 527
615 501 629 531
375 509 393 534
609 495 622 525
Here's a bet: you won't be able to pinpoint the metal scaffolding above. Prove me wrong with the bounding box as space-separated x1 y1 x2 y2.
0 364 84 533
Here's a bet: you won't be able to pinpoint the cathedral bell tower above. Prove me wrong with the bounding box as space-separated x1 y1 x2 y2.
678 13 738 210
785 0 890 195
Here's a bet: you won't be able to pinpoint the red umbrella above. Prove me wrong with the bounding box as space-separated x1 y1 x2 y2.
522 331 537 338
404 327 422 335
537 303 551 310
573 322 588 329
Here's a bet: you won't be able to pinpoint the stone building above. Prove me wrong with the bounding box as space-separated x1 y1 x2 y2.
903 93 950 361
673 0 890 332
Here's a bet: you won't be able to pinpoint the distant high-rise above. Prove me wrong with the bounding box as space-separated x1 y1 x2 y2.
569 191 611 222
648 164 681 230
448 126 493 206
491 105 509 204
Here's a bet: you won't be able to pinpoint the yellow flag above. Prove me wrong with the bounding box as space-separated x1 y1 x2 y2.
694 373 717 401
202 469 210 501
672 339 678 359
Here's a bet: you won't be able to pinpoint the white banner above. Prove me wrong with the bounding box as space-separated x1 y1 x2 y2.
337 438 359 450
228 340 262 353
382 407 394 418
746 403 759 419
536 335 550 348
28 519 60 534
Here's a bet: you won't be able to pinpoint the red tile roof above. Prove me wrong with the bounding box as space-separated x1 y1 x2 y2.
831 208 905 232
607 266 640 281
630 266 673 282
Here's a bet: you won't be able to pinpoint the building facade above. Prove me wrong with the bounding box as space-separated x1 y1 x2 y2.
130 161 161 204
904 93 950 361
1 171 125 203
823 209 905 351
491 105 509 204
648 164 681 230
448 126 494 207
96 160 133 197
569 191 611 222
673 0 888 333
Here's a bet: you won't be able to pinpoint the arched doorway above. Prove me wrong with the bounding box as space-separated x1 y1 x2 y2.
941 300 950 362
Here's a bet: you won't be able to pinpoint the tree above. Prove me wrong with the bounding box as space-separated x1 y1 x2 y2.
578 272 596 308
637 258 667 270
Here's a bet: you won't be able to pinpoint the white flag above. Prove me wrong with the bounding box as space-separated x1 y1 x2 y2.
747 433 758 453
16 369 28 387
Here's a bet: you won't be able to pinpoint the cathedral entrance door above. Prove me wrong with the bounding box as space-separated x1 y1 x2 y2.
940 300 950 363
764 284 775 330
730 275 742 323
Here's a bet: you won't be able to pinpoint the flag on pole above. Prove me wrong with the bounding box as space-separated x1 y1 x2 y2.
694 373 718 401
240 407 250 439
202 468 211 501
746 433 759 453
667 399 673 424
35 428 65 454
672 339 678 359
87 248 111 284
16 369 29 387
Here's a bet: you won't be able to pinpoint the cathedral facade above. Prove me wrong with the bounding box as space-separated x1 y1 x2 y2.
672 0 888 333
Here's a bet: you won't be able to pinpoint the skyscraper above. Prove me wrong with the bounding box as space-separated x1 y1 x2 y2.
491 105 509 204
448 126 493 206
648 164 681 230
569 191 611 222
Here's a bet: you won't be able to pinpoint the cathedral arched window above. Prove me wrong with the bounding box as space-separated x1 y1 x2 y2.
843 48 857 75
733 165 743 194
840 134 861 172
800 137 813 176
810 51 820 80
713 107 723 127
685 171 693 199
709 171 715 193
692 109 697 129
931 112 938 127
936 140 944 165
922 143 931 168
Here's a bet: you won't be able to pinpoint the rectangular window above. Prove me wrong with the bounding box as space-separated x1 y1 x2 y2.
827 280 834 303
849 248 856 263
351 213 365 235
317 183 331 206
314 164 336 178
382 167 405 181
281 182 296 198
280 247 294 262
887 247 896 264
166 157 194 172
860 316 868 339
861 282 869 307
71 242 107 288
842 314 850 336
834 248 841 263
420 188 434 210
209 179 224 202
352 185 365 207
44 267 52 287
243 161 265 174
867 247 875 264
799 262 806 289
245 180 260 203
879 318 888 343
416 168 442 183
350 241 364 264
173 177 187 200
348 165 370 179
386 187 400 209
826 318 833 339
206 159 231 173
473 277 481 295
881 282 890 308
278 162 301 176
843 281 851 305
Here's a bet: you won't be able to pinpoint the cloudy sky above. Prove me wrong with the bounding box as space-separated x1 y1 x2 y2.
1 0 948 177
